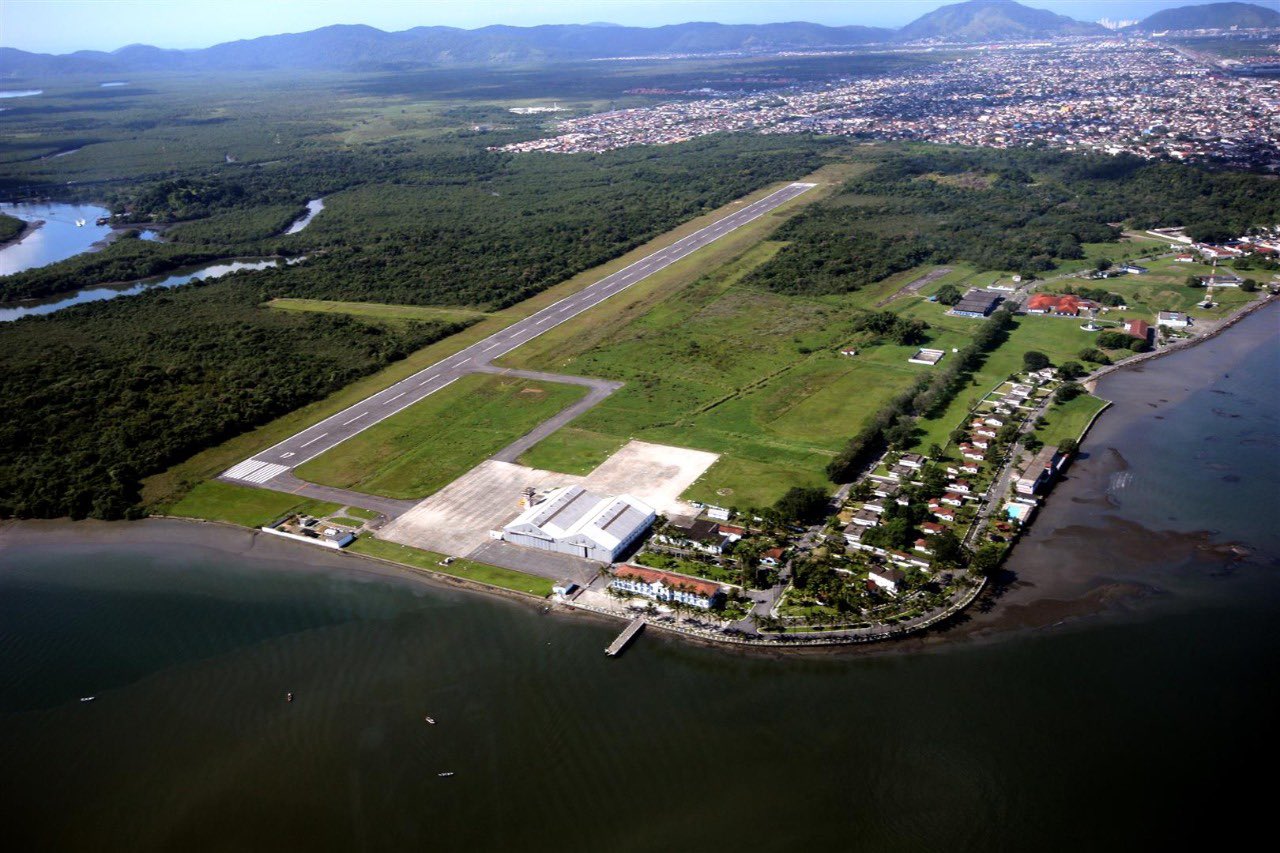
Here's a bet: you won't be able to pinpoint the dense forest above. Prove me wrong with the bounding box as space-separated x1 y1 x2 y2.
0 278 470 519
749 148 1280 296
0 133 832 519
1 135 833 305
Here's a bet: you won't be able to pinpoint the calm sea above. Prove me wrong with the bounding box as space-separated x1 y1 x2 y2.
2 304 1277 851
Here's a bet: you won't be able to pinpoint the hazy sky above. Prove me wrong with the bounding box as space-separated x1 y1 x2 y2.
4 0 1279 54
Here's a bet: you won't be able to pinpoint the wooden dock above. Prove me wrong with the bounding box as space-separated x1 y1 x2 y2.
605 617 645 657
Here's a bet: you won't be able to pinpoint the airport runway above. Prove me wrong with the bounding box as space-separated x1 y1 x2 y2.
220 181 816 488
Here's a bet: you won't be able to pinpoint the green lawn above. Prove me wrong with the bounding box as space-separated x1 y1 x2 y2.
161 480 341 527
327 516 368 528
516 241 934 508
265 298 488 324
633 550 740 585
1035 394 1110 449
143 167 840 510
895 304 1108 453
348 537 554 597
343 506 382 521
1078 258 1258 321
296 373 588 499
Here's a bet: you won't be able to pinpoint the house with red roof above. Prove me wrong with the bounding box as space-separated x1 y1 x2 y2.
612 565 723 610
1025 294 1097 317
1122 318 1151 342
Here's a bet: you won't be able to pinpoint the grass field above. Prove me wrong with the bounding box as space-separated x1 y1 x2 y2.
1078 258 1259 320
517 237 938 509
1034 394 1110 449
265 298 489 324
141 168 842 510
161 480 341 527
344 506 382 521
892 301 1108 453
295 373 587 499
348 537 554 597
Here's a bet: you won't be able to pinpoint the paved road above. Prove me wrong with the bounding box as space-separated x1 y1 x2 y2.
220 182 816 491
477 366 623 464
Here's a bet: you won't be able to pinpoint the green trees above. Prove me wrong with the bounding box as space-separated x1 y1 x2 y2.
935 283 963 305
747 148 1280 299
971 543 1005 577
1055 382 1085 403
1094 257 1113 272
1096 330 1133 350
827 309 1014 482
1056 361 1086 380
773 486 830 524
1022 350 1050 371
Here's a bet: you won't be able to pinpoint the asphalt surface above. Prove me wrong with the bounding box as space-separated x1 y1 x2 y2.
220 181 816 489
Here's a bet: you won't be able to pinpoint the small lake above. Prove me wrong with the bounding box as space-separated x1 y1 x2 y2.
0 90 42 99
284 198 325 234
0 258 287 322
0 202 114 275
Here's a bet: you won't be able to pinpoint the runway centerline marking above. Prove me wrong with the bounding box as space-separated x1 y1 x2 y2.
342 412 367 425
299 432 328 448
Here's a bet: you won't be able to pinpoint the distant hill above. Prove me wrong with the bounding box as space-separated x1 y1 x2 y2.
1127 2 1280 32
894 0 1107 42
0 21 893 77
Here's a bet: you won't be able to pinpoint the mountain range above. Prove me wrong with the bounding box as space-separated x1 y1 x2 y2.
2 1 1277 78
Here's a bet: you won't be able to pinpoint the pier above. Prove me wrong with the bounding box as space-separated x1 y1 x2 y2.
605 617 645 657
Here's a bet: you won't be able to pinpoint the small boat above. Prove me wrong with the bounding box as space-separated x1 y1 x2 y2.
286 692 294 703
75 218 86 227
424 716 436 725
80 696 95 702
437 772 454 778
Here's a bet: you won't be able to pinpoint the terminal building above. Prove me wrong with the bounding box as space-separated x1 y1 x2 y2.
501 485 655 563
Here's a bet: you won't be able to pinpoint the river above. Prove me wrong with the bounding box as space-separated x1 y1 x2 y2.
0 258 293 322
1 304 1276 850
285 198 325 234
0 201 162 277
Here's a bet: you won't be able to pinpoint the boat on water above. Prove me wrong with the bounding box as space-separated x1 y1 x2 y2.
80 696 95 702
438 772 454 778
424 716 436 725
75 219 85 227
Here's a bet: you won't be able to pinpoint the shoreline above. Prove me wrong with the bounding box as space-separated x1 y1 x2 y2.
0 218 43 251
2 294 1272 656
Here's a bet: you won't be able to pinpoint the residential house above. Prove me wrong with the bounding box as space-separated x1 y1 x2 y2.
1015 447 1066 496
655 516 738 555
850 509 881 528
760 547 787 566
1157 311 1191 329
921 522 946 536
1123 318 1152 342
867 566 906 595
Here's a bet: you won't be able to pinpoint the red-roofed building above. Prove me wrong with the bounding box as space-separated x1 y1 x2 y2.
612 565 723 609
1025 294 1096 317
1123 318 1151 341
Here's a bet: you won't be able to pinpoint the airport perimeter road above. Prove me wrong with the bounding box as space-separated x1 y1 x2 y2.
220 181 817 488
